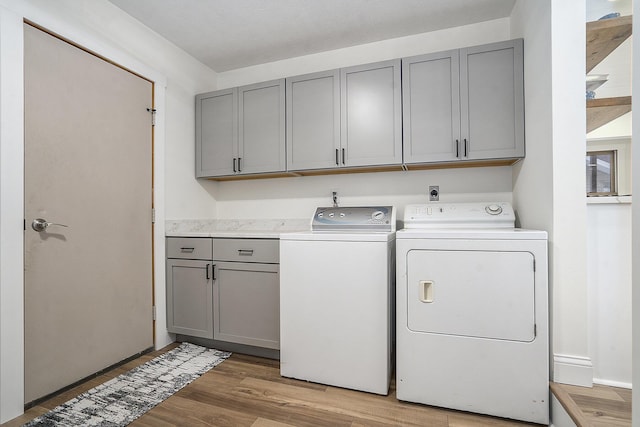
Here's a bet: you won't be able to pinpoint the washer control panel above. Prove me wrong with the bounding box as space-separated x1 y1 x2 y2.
404 202 515 229
312 206 395 232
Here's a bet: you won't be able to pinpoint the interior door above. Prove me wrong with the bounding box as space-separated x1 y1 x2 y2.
23 24 154 403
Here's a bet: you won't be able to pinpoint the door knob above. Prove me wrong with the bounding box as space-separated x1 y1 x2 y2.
31 218 68 232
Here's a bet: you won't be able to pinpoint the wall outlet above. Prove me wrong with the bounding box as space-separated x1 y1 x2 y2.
429 186 439 201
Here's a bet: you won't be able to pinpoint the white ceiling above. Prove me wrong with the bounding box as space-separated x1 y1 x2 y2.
108 0 516 72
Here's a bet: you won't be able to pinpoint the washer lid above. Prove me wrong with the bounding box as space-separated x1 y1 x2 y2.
311 206 395 232
403 202 515 229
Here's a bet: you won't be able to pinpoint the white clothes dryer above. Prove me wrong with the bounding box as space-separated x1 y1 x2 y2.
396 203 549 424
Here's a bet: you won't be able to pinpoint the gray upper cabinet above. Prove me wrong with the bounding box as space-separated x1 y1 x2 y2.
238 80 286 174
403 39 524 164
286 70 340 171
196 80 285 177
341 59 402 167
460 39 524 160
196 88 237 177
402 50 461 163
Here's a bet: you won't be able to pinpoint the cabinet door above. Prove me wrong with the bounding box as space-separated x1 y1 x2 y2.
195 88 237 177
460 39 524 160
238 79 286 174
402 51 461 163
166 259 213 339
341 60 402 167
286 70 340 171
214 262 279 349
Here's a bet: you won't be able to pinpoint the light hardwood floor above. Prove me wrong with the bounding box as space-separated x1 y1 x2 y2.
3 344 629 427
551 382 631 427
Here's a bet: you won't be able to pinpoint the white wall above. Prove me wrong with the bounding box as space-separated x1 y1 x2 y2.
216 168 514 221
631 3 639 426
511 0 593 386
212 18 514 221
0 0 218 422
216 18 510 89
587 202 632 387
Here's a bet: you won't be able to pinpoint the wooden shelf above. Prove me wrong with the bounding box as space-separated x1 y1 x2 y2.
586 96 632 133
586 15 632 73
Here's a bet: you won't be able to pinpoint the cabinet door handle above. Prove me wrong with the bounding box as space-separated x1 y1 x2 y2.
342 148 345 165
238 157 242 172
212 264 216 280
335 149 339 166
238 249 254 256
180 247 195 253
206 263 210 280
233 158 237 172
455 139 459 158
464 139 468 157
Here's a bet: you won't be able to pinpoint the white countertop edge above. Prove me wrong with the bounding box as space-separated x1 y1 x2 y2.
165 230 306 239
164 219 310 239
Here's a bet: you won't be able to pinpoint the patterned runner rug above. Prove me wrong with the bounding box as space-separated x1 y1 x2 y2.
24 342 231 426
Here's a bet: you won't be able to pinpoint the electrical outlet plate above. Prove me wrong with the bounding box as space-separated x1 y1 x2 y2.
429 186 439 201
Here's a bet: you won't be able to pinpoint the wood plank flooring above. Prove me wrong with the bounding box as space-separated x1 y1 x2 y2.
2 343 630 427
551 382 631 427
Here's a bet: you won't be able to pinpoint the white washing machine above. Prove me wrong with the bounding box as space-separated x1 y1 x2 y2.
396 203 549 424
280 206 395 395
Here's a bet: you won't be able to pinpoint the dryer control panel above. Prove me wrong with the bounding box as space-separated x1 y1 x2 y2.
403 202 515 229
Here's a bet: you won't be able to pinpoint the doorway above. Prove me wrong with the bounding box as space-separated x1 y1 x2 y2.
23 23 154 404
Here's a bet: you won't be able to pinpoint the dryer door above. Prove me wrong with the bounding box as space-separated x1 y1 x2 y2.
406 249 535 342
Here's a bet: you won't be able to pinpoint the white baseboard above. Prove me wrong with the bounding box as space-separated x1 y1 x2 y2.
593 378 632 389
553 354 594 387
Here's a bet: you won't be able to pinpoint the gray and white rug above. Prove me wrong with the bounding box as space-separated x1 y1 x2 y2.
24 342 231 426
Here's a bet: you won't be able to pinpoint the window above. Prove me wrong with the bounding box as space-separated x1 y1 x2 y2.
586 150 617 196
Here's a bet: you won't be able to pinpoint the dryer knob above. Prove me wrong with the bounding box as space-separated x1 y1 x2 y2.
485 204 503 215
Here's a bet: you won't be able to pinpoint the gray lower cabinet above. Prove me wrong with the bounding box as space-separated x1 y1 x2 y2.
403 39 524 164
213 238 280 349
166 238 214 339
196 79 285 178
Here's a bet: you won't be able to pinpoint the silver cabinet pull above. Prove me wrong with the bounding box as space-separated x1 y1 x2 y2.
31 218 68 233
238 249 254 256
180 247 195 253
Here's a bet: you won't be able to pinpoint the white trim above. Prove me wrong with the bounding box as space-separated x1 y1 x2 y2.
550 394 578 427
593 378 632 389
0 3 169 423
586 195 632 204
553 354 594 387
0 5 26 423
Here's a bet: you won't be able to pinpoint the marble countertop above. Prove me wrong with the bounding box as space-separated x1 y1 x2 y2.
165 219 310 239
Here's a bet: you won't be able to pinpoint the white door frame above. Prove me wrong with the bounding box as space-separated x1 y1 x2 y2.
0 4 170 422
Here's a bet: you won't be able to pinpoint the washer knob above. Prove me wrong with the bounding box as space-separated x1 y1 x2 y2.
372 210 385 220
485 204 503 215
